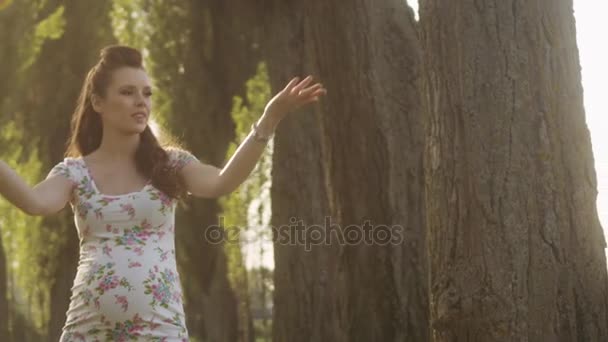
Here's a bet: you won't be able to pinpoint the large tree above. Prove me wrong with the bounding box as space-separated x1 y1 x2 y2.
17 1 116 340
0 233 7 339
262 1 428 341
130 0 264 340
0 0 115 340
420 0 608 340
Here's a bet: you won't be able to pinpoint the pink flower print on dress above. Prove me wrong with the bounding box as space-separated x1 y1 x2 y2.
114 294 129 312
95 274 134 295
83 244 97 253
119 277 134 291
143 267 178 310
114 228 146 249
104 313 147 341
140 219 152 230
155 247 169 261
114 221 155 251
77 176 96 199
61 331 87 342
128 260 142 268
94 207 104 220
148 188 173 215
77 201 93 219
102 244 112 257
161 311 189 341
96 274 120 295
133 247 144 256
78 289 94 307
162 312 184 328
98 196 120 206
84 262 111 285
82 225 91 237
119 203 136 219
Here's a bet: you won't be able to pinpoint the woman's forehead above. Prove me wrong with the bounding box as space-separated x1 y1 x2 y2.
110 67 152 88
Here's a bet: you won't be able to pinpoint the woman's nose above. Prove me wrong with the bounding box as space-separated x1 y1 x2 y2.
135 94 146 106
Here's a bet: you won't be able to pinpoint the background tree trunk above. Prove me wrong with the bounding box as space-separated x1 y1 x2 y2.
262 1 428 341
0 0 115 340
0 233 8 338
419 0 608 340
143 1 264 340
26 2 116 340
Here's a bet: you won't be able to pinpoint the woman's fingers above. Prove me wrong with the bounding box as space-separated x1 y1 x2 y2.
298 83 324 97
284 77 300 92
292 75 314 94
301 82 328 95
282 75 327 108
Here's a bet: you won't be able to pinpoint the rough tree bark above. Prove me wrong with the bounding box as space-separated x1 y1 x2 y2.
0 233 8 339
419 0 608 340
262 0 428 341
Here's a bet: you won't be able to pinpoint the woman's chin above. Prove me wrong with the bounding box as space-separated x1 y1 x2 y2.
120 125 147 135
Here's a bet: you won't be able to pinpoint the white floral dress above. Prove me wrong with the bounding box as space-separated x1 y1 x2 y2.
51 148 199 342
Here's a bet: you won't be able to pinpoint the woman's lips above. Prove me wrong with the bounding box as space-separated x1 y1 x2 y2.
132 112 147 120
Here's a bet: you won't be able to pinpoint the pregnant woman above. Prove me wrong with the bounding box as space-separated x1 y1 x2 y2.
0 45 326 341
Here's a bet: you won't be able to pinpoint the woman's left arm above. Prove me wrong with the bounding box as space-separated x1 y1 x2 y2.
180 75 327 198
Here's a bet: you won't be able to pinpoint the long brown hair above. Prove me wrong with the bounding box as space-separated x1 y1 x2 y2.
66 45 184 199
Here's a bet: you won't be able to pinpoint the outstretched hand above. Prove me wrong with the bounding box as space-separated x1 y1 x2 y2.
264 75 327 122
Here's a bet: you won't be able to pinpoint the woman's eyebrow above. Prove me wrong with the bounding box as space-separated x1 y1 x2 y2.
119 84 153 90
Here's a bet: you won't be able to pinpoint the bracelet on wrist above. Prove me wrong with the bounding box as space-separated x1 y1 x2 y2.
251 121 273 144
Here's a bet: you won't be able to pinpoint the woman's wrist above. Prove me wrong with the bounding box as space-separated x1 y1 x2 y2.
255 110 282 137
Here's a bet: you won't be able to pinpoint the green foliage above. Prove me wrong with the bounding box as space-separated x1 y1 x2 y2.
0 121 47 333
221 61 272 285
220 61 274 341
111 0 186 137
1 1 115 339
21 5 66 72
111 0 148 49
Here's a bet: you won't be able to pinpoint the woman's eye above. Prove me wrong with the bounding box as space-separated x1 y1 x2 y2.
121 90 152 97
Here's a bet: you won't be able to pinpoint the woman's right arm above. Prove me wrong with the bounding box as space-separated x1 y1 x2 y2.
0 160 73 216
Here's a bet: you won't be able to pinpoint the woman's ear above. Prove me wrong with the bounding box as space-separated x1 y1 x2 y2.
91 93 102 113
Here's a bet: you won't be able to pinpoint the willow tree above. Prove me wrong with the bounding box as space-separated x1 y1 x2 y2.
420 0 608 340
0 0 38 338
112 0 264 340
0 0 115 340
32 2 116 340
261 1 428 341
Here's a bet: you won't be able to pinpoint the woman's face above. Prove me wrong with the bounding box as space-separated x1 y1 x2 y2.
92 67 152 135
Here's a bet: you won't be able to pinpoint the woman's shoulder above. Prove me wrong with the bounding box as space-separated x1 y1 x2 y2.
48 156 85 183
164 146 199 171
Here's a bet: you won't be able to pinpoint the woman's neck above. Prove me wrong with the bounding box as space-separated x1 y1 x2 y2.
93 129 141 162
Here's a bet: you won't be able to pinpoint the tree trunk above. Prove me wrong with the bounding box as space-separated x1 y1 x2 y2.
419 0 608 340
262 1 428 341
144 1 264 340
23 1 116 340
0 232 8 339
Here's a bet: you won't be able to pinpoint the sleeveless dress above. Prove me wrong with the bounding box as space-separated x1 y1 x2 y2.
50 148 199 342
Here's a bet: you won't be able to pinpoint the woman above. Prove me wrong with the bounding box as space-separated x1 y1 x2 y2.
0 45 326 341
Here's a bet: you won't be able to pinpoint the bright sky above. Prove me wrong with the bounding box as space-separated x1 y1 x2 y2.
575 1 608 246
